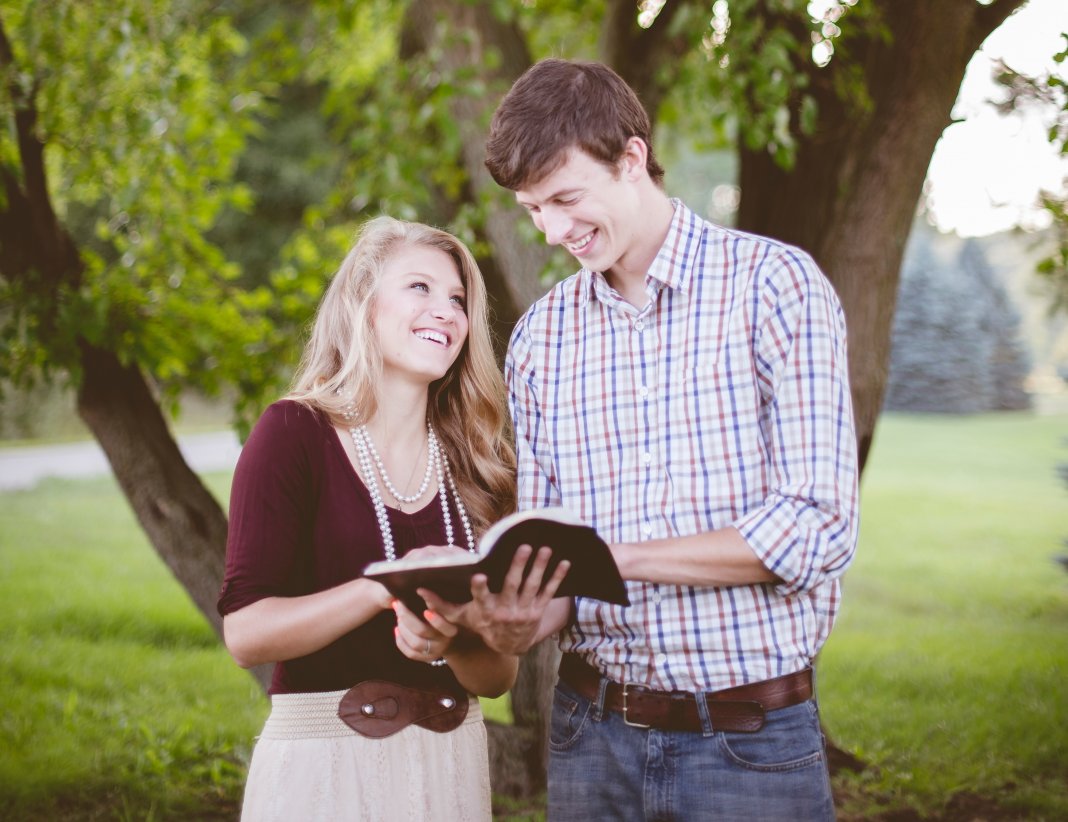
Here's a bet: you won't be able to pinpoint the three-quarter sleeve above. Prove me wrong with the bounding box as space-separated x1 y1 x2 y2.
217 401 322 616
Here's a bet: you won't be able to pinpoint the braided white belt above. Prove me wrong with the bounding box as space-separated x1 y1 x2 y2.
259 689 482 740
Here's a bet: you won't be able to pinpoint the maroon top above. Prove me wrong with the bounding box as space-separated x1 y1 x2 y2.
218 400 466 695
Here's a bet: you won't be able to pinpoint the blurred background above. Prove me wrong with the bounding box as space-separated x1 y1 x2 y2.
1 1 1065 819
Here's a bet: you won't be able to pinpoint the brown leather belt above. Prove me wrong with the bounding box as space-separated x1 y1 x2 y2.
559 654 813 733
337 680 468 738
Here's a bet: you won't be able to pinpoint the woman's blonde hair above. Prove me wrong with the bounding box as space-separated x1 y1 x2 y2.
287 216 515 531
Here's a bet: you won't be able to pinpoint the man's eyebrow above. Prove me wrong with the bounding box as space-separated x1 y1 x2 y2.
517 186 583 205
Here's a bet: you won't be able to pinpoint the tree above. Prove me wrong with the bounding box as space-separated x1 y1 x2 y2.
387 1 1027 785
0 0 274 659
961 237 1033 411
884 226 1032 413
996 32 1068 312
884 227 992 413
1 0 1050 799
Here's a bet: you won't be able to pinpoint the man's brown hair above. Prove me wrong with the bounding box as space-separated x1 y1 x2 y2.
484 58 665 191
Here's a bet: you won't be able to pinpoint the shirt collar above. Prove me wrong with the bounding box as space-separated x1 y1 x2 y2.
578 198 696 307
647 198 697 294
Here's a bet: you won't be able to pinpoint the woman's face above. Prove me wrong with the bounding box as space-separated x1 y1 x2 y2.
372 244 469 386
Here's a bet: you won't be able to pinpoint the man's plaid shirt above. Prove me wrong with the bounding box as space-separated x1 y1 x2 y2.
505 200 859 691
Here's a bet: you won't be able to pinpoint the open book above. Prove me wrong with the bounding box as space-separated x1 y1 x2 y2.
362 507 630 615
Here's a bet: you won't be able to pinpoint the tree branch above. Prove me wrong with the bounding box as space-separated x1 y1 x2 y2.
600 0 702 117
969 0 1027 57
0 13 77 286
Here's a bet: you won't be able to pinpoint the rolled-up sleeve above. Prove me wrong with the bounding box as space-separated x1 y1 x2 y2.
733 249 859 596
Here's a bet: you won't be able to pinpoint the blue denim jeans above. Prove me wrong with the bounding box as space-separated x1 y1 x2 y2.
547 679 835 821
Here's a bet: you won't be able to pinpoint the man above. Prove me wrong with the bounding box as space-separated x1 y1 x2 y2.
423 58 859 820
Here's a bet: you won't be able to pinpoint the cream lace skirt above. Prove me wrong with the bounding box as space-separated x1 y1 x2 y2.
240 689 491 822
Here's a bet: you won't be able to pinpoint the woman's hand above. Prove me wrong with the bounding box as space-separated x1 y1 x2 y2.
392 597 459 664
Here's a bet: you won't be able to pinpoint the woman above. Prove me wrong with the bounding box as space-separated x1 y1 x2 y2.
218 216 518 821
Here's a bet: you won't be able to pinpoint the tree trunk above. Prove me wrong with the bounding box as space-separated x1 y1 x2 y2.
403 0 552 319
76 343 228 629
737 0 1024 470
74 342 274 690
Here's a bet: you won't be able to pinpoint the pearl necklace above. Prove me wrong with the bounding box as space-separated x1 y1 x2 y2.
350 423 475 562
354 422 433 505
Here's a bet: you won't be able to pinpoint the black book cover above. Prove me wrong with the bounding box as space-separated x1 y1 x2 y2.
363 508 630 615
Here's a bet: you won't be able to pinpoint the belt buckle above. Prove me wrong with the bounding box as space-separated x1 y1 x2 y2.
621 682 651 729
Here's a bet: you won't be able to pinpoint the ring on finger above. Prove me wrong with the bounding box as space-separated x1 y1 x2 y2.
425 639 432 656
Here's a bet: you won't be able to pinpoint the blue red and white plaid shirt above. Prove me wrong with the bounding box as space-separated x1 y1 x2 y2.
505 200 859 692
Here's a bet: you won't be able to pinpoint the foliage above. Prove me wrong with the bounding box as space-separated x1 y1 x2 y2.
995 32 1068 313
3 1 1061 430
0 0 284 431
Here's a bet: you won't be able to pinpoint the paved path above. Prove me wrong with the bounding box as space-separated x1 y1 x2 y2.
0 430 242 492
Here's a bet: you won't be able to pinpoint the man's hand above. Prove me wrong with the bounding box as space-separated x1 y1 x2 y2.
417 544 572 655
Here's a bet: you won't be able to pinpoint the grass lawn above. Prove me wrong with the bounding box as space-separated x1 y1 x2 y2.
820 412 1068 820
0 411 1065 820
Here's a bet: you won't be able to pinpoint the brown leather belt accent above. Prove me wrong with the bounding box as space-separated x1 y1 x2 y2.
559 654 813 733
337 680 468 738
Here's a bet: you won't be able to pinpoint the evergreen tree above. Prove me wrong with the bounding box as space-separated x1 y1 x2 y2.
885 228 1032 413
959 238 1033 411
886 228 993 412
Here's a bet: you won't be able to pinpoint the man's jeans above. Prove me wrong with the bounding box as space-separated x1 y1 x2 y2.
546 680 835 821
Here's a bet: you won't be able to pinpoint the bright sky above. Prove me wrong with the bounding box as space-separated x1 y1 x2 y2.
925 0 1067 237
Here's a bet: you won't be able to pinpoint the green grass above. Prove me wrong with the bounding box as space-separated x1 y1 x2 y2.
0 473 262 820
0 471 511 820
0 412 1065 819
820 412 1068 820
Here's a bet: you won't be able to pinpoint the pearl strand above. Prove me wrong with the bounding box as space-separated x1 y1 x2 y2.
434 427 475 552
350 423 476 563
350 425 397 561
357 422 433 505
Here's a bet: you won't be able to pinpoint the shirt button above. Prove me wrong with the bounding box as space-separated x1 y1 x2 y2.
642 452 652 466
634 320 645 332
642 522 653 537
651 592 662 604
638 385 649 398
656 653 668 665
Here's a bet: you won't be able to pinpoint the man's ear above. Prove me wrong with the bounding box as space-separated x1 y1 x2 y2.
621 136 648 180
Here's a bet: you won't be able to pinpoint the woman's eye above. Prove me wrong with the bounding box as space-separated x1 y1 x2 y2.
410 282 429 292
451 296 467 310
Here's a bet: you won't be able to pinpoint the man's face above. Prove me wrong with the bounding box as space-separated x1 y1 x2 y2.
514 146 644 277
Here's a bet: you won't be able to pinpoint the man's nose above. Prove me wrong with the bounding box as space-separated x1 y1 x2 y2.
541 209 572 246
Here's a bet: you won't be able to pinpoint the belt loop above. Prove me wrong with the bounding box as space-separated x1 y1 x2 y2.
592 673 610 722
693 689 716 737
